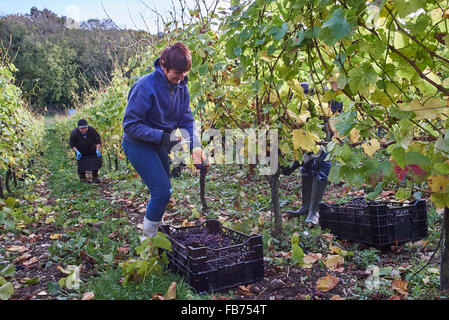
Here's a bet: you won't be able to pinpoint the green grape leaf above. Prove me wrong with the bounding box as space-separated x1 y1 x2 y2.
321 8 351 44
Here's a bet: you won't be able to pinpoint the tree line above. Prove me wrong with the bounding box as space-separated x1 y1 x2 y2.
0 7 153 111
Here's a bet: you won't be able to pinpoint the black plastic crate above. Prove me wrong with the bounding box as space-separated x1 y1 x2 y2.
319 198 428 246
159 219 264 293
77 155 102 171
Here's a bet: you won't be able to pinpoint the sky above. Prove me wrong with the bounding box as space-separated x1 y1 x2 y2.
0 0 229 33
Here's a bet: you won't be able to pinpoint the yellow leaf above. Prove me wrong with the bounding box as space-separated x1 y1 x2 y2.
45 217 55 224
269 92 279 105
287 79 306 101
303 253 322 269
427 175 449 193
371 89 393 106
258 215 265 227
316 274 339 292
328 117 339 138
349 128 360 143
165 281 177 300
16 223 25 230
324 255 345 271
57 265 68 274
50 234 62 240
192 208 201 219
362 139 380 156
6 245 28 252
401 97 444 120
329 244 348 256
292 129 320 153
287 110 310 125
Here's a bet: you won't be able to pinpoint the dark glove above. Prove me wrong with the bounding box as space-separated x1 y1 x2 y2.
161 132 182 152
160 132 171 149
281 160 300 176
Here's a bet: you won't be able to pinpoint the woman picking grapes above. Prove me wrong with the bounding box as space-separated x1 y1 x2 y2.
122 43 206 241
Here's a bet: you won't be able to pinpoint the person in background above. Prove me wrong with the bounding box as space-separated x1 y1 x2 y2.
282 82 342 226
122 42 206 241
69 119 102 183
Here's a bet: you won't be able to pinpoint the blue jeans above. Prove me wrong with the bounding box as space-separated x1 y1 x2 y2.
122 139 172 222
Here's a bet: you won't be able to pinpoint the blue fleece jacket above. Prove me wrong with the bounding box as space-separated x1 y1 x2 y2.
122 58 198 149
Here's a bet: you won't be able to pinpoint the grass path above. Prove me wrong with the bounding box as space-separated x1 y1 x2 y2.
1 118 203 300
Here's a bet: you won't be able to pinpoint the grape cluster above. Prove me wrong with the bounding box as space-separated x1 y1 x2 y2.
172 226 232 249
343 198 368 209
171 226 246 269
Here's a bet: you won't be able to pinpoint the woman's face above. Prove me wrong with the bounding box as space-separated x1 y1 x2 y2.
162 67 188 85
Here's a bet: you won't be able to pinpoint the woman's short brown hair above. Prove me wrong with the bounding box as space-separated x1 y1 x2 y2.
160 42 192 72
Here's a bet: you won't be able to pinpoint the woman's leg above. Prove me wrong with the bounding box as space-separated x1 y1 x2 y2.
122 140 171 222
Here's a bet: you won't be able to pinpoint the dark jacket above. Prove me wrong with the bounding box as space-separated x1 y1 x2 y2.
69 126 101 156
122 57 199 150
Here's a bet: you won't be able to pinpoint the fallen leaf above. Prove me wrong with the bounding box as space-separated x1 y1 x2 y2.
329 244 348 256
316 274 339 292
325 255 345 271
270 279 286 290
108 230 119 239
82 292 95 300
303 253 321 268
380 190 395 196
237 285 254 296
321 233 334 242
13 252 32 264
22 257 39 267
165 281 176 300
21 277 39 285
0 282 14 300
392 279 408 296
116 247 129 255
151 293 165 300
390 240 402 254
50 234 62 240
181 219 195 227
57 265 67 274
388 294 402 300
212 296 231 300
6 245 28 253
331 294 343 300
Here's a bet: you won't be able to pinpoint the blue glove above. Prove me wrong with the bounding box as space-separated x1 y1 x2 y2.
75 150 82 160
96 150 102 157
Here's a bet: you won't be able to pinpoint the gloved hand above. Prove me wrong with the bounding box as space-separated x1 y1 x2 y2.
160 132 171 149
281 160 300 176
75 150 82 160
96 150 102 157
